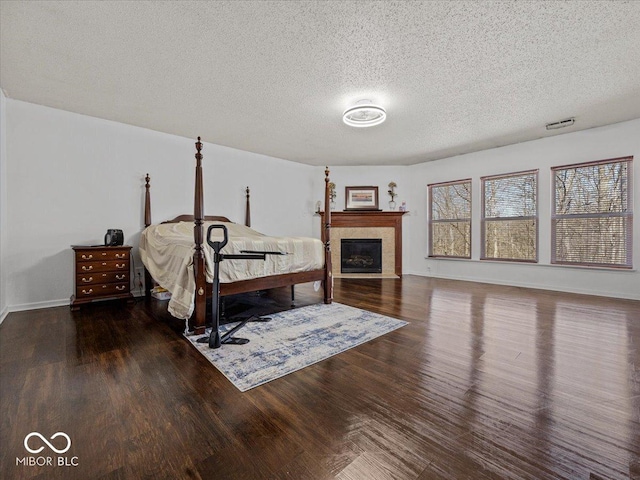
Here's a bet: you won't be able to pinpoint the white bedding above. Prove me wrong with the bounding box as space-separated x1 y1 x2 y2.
140 221 324 319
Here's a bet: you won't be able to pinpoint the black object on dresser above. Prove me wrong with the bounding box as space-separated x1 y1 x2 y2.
70 245 134 310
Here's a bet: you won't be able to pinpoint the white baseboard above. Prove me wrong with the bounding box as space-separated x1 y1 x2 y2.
5 291 147 317
8 298 70 314
404 270 640 301
0 305 8 325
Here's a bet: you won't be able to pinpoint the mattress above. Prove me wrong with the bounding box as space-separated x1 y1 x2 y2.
140 221 324 319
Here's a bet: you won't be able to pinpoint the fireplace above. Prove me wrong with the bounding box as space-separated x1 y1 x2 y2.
320 210 407 277
341 239 382 274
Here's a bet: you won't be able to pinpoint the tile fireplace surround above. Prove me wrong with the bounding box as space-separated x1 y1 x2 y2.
319 211 407 278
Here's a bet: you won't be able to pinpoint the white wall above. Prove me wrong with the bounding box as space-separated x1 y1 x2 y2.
313 165 412 270
5 100 319 311
0 89 7 323
318 166 410 214
4 100 639 312
407 118 640 300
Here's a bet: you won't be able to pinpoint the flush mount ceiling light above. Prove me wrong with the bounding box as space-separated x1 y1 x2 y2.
342 100 387 128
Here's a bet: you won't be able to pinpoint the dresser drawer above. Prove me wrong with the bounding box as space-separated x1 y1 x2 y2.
77 271 129 286
76 259 129 274
76 249 130 262
76 282 130 299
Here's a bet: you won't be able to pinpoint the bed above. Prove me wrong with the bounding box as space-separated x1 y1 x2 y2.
140 137 333 334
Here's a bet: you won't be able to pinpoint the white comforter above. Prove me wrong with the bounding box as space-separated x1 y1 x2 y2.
140 221 324 319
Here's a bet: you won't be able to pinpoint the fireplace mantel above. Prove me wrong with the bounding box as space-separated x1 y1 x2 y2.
319 210 408 276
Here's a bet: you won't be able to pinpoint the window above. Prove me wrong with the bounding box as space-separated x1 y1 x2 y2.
552 157 633 268
429 179 471 258
481 170 538 262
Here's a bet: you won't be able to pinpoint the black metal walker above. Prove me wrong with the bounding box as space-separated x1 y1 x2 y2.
197 224 284 349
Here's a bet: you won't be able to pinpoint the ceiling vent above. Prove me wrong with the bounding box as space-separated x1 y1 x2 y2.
546 117 575 130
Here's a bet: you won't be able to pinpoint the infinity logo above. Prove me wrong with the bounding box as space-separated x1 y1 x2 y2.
24 432 71 454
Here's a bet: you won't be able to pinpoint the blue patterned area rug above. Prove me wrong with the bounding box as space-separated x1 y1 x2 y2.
185 302 407 392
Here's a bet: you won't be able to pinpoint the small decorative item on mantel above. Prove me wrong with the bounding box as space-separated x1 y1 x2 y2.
345 186 379 210
388 181 398 210
328 182 337 210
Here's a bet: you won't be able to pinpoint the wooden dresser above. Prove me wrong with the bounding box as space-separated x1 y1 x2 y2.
70 245 134 310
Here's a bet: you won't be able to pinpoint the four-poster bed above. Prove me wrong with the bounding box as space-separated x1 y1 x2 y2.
141 137 333 335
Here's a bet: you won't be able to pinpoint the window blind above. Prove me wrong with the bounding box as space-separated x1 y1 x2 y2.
429 179 472 258
481 170 538 262
552 157 632 268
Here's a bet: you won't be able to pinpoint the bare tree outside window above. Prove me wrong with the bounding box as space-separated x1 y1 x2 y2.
482 170 538 262
552 157 633 268
429 179 471 258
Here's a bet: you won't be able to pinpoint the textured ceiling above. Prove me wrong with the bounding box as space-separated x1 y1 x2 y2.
1 1 640 166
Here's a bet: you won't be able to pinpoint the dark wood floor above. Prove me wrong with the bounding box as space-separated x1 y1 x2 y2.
1 276 639 479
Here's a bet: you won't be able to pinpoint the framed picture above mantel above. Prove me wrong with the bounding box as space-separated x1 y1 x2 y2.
345 186 380 211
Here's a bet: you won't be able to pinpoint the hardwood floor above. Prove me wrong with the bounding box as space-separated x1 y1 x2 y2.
1 276 638 479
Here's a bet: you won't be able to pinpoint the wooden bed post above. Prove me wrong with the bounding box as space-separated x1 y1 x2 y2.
323 167 333 304
144 173 152 227
192 137 207 334
245 186 251 227
144 173 153 298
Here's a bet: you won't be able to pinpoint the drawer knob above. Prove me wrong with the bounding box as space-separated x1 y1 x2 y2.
81 254 93 260
115 253 127 259
116 285 126 291
81 289 93 295
116 274 125 280
81 277 93 283
115 263 125 269
82 265 93 271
